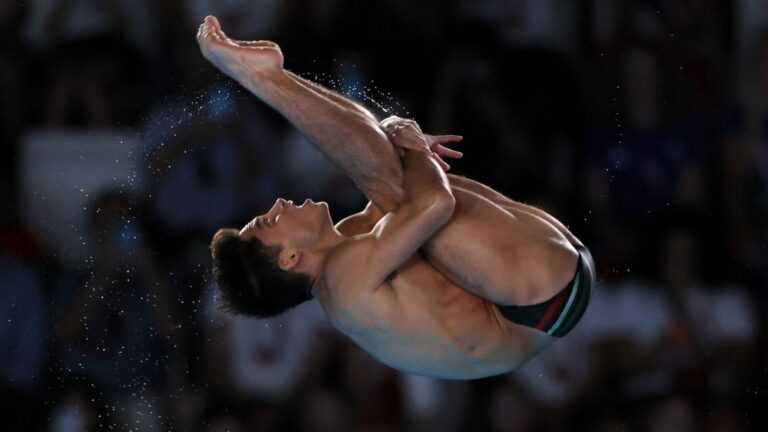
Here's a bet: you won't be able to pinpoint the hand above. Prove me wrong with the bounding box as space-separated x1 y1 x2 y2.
380 116 431 155
424 133 463 171
197 15 284 82
380 116 463 171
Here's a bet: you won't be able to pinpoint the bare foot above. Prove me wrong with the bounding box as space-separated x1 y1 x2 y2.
197 15 284 84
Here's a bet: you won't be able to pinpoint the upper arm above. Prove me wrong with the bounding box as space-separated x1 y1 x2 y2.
358 195 455 287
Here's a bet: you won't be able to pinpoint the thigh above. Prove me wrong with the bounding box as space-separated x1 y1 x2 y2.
425 185 579 305
448 175 583 248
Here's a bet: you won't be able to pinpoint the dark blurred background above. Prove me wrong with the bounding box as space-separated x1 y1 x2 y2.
1 0 767 431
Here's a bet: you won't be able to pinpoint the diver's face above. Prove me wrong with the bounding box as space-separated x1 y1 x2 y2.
239 198 332 249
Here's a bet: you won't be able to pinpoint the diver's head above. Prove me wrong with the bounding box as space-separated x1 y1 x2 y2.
210 198 335 317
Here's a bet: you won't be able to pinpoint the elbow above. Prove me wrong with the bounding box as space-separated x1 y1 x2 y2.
437 189 456 214
427 189 456 225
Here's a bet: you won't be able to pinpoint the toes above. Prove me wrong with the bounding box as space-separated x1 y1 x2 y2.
197 17 231 50
199 15 224 39
212 27 226 42
205 15 220 29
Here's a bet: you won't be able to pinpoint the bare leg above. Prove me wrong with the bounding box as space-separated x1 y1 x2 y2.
198 17 403 212
286 71 379 124
447 174 583 248
229 39 380 123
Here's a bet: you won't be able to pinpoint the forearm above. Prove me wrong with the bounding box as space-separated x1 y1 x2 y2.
403 150 454 207
364 151 455 284
240 69 403 212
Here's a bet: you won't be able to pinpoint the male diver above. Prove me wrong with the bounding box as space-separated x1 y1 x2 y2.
199 16 594 379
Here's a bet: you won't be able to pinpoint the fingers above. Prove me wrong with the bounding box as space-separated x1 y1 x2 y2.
388 125 433 155
431 134 463 144
399 118 422 132
434 155 451 172
389 121 421 137
433 144 463 159
380 116 420 134
393 139 433 155
385 123 408 139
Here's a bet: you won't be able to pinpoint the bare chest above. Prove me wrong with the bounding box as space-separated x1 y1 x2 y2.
324 257 520 379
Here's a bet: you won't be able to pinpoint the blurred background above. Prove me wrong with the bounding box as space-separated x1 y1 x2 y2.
1 0 767 431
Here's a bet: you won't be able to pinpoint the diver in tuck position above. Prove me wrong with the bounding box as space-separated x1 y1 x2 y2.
199 16 595 379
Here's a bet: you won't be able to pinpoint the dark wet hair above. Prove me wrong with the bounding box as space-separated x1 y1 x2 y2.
210 228 313 318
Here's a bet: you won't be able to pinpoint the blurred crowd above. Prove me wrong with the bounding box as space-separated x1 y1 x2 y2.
1 0 768 431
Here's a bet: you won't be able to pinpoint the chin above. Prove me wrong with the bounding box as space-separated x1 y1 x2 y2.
315 202 333 227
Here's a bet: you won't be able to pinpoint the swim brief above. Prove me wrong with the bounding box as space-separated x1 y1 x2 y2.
498 245 594 338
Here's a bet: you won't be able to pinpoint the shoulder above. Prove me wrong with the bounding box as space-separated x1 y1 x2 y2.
321 235 382 297
320 236 395 330
335 207 381 236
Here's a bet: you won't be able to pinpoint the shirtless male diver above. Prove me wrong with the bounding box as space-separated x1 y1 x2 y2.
199 16 594 379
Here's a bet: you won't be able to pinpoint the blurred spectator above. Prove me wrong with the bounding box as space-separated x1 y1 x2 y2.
47 385 100 432
428 23 582 213
640 394 697 432
485 383 536 432
584 45 714 278
0 1 28 194
0 192 48 432
721 29 768 290
276 0 444 119
294 387 350 432
52 190 176 430
141 78 283 241
654 226 757 400
186 0 285 41
205 413 247 432
450 0 578 51
701 402 748 432
24 0 149 126
400 374 468 432
203 291 331 402
338 341 403 431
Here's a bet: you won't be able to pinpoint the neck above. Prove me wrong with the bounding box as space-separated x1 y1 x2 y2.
316 224 346 250
305 229 346 296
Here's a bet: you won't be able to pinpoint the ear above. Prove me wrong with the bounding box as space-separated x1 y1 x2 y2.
278 248 302 272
